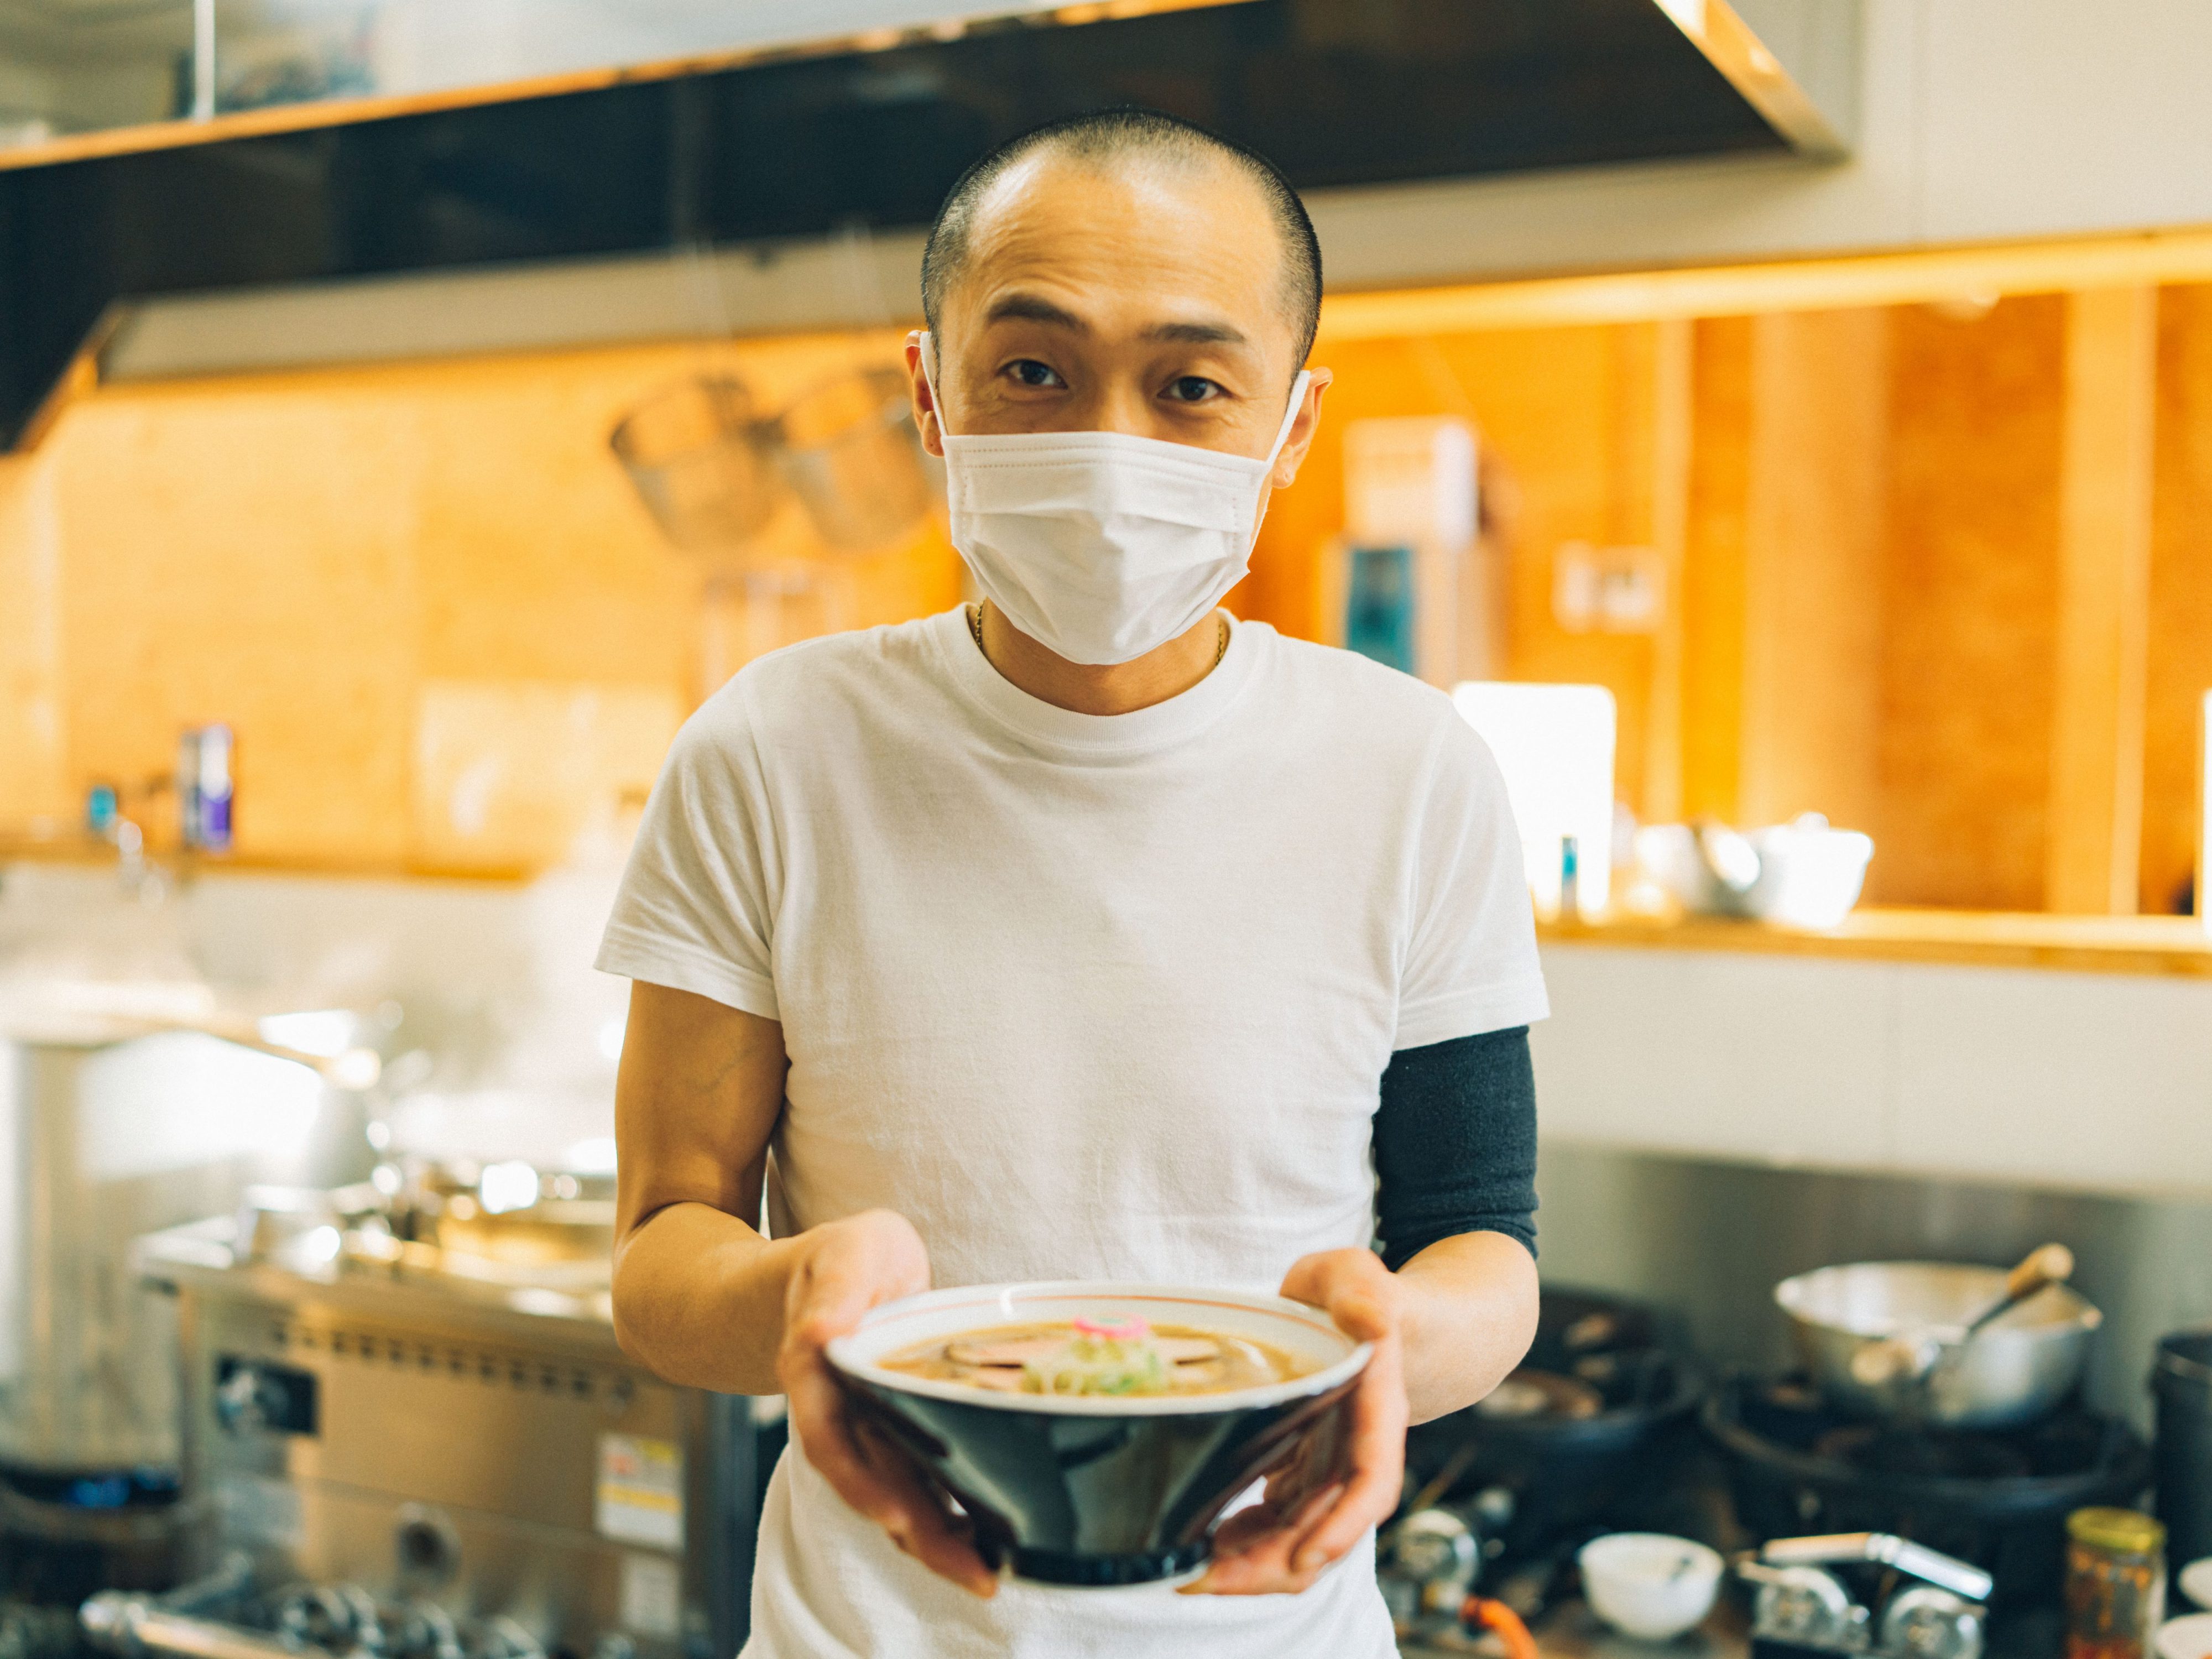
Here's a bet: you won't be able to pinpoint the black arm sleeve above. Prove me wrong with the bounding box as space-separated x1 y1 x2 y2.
1372 1026 1537 1271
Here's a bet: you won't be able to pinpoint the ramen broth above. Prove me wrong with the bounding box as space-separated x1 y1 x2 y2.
879 1318 1311 1397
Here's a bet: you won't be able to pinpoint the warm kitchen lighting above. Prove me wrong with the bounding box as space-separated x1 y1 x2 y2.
478 1159 542 1215
565 1136 619 1175
1451 682 1618 921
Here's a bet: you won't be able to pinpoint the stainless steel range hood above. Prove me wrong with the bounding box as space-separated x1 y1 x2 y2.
0 0 1858 447
0 0 1849 173
0 0 1270 170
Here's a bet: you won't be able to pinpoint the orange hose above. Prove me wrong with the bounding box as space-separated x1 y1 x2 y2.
1464 1597 1541 1659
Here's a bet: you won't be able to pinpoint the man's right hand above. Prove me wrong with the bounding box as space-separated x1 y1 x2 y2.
776 1209 998 1597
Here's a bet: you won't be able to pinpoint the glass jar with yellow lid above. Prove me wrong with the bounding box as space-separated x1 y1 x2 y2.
2065 1507 2167 1659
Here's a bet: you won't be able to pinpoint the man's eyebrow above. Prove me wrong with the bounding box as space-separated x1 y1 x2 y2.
983 293 1089 331
1143 319 1249 347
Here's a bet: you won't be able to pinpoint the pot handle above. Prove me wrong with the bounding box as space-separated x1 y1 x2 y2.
1761 1533 1992 1603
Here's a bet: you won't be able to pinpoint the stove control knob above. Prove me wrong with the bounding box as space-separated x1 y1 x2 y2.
475 1616 545 1659
1753 1566 1858 1647
395 1505 462 1585
1390 1509 1479 1594
1880 1587 1984 1659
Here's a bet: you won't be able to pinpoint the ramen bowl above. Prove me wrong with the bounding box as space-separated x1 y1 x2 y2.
826 1282 1372 1587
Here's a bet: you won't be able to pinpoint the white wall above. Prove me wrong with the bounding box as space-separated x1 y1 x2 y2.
0 858 630 1167
1533 941 2212 1201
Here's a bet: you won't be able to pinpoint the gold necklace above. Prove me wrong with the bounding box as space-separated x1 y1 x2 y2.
968 604 1229 666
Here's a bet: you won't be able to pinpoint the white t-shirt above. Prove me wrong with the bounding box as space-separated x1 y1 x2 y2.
597 607 1547 1659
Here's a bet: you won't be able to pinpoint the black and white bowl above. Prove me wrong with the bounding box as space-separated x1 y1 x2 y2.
826 1282 1372 1587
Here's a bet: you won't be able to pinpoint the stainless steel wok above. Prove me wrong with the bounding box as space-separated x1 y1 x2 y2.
1775 1260 2101 1428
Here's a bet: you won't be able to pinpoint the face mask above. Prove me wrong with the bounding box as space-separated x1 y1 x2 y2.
920 331 1310 666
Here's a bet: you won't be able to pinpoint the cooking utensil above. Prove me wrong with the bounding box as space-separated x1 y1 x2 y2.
826 1282 1369 1586
609 374 782 552
1847 1243 2075 1387
1744 813 1875 926
2156 1332 2212 1584
613 366 936 560
1695 818 1762 895
1637 813 1873 926
1775 1260 2100 1428
0 1013 343 1480
769 367 935 550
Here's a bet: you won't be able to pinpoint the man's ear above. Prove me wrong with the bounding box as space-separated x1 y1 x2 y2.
1271 366 1333 488
904 330 944 458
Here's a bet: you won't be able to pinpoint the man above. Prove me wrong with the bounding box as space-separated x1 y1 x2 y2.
601 108 1545 1658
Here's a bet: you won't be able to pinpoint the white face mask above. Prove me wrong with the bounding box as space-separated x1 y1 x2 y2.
920 331 1310 666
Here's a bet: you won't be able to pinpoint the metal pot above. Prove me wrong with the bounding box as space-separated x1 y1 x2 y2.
1775 1261 2100 1428
2153 1328 2212 1579
0 1014 338 1475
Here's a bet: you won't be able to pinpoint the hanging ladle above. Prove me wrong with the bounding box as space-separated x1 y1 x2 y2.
1848 1242 2076 1388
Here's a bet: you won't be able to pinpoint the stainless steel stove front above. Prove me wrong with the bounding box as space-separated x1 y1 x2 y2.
140 1234 766 1659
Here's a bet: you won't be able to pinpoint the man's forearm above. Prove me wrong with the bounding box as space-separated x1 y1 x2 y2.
612 1201 810 1394
1393 1229 1540 1424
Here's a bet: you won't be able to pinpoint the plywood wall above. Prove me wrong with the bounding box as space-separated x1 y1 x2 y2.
0 453 67 826
2148 285 2212 916
0 333 962 875
1260 288 2207 915
1247 322 1678 814
1678 309 1891 834
5 287 2208 908
1870 297 2068 909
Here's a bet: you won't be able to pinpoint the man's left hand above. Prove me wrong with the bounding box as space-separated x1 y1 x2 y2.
1185 1248 1407 1596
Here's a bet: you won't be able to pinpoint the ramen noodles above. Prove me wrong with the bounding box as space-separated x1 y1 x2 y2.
879 1315 1309 1397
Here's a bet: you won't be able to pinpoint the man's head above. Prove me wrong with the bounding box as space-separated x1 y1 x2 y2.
906 108 1329 479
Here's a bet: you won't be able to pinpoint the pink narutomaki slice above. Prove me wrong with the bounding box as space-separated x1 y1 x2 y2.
1072 1316 1151 1342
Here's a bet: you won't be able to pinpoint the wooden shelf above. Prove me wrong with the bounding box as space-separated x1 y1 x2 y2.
1540 905 2212 978
0 838 531 885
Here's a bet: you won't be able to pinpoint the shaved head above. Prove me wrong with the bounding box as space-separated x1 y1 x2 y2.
921 108 1322 372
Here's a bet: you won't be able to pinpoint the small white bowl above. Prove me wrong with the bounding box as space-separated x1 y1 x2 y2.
2157 1613 2212 1659
1579 1532 1725 1641
2182 1559 2212 1613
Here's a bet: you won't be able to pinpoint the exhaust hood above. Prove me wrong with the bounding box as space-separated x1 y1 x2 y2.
0 0 1856 447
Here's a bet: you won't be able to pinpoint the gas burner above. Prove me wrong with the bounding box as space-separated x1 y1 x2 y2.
0 1463 189 1606
1705 1373 2152 1609
1810 1426 2033 1483
83 1555 558 1659
1386 1288 1710 1642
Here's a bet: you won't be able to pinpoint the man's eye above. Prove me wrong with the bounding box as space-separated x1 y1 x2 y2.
1005 360 1065 388
1165 376 1222 403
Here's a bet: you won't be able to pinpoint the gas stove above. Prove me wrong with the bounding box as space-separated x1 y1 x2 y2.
1705 1373 2151 1659
1383 1290 1711 1641
1739 1531 1996 1659
109 1176 780 1659
82 1551 570 1659
1705 1374 2151 1601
